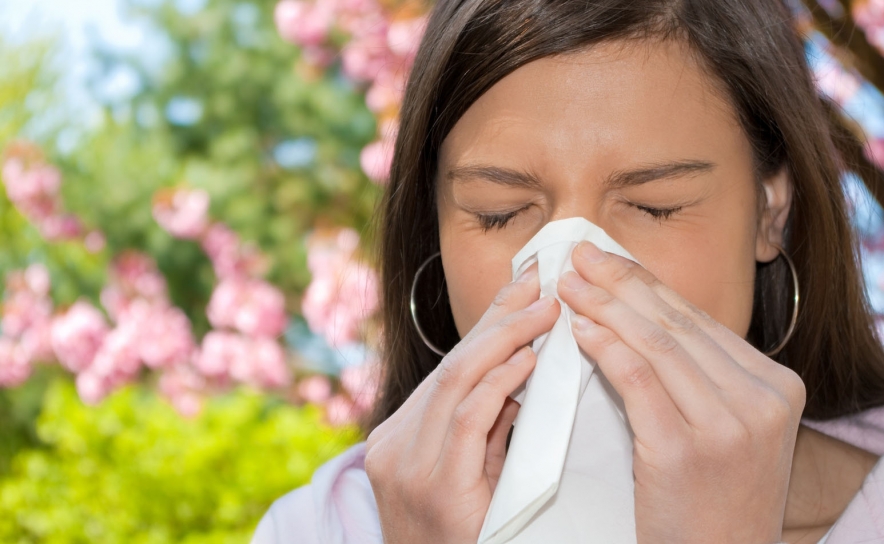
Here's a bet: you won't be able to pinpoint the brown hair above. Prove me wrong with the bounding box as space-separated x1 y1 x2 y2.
371 0 884 429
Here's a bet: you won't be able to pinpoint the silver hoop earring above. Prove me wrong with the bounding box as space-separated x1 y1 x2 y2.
763 244 800 357
410 251 449 356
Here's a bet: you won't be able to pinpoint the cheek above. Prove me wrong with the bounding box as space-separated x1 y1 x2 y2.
656 251 755 338
641 224 757 339
440 241 514 338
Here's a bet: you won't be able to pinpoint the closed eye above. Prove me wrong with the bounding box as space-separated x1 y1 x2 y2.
475 208 526 232
634 204 683 221
475 204 683 231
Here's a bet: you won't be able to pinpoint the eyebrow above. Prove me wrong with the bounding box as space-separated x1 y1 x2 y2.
446 159 716 189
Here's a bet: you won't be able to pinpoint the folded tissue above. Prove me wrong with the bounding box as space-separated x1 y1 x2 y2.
477 217 639 544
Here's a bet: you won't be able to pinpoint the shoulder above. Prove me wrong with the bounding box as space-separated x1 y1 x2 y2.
802 405 884 456
250 442 382 544
802 408 884 542
825 456 884 542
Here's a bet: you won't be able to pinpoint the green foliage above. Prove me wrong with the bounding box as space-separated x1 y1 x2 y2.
1 0 381 336
63 0 381 333
0 379 361 543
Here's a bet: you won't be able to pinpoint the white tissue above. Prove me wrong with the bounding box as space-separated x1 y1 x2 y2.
477 217 638 544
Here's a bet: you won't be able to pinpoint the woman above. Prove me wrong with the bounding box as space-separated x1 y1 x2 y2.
253 0 884 542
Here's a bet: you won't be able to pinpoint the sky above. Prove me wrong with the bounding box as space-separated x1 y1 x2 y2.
0 0 197 143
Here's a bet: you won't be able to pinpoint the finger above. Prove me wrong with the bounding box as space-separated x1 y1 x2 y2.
463 261 541 342
570 315 687 442
570 245 805 420
570 241 757 390
375 263 542 438
485 397 520 493
432 346 536 484
596 250 801 397
558 271 723 427
412 295 560 456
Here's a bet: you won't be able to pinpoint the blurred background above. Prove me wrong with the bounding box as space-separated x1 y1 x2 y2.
1 0 884 542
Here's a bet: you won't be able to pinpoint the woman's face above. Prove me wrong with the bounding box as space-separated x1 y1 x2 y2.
436 39 792 339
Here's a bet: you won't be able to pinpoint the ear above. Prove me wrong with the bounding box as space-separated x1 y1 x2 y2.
755 165 793 263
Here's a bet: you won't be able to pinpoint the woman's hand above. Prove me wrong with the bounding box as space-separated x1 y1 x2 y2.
365 264 560 544
558 241 806 544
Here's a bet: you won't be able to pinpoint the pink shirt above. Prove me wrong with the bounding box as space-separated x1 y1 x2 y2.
251 409 884 544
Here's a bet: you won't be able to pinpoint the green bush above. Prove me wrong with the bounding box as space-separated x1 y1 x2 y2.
0 379 361 544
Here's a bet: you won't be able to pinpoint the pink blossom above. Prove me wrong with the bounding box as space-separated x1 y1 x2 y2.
814 59 861 106
206 278 287 338
53 301 111 373
202 223 246 280
0 142 89 240
39 213 83 241
866 138 884 172
341 30 393 83
127 301 196 369
75 370 110 405
359 139 394 183
24 264 50 296
335 0 386 38
158 364 205 417
1 284 52 339
298 374 332 403
90 320 142 379
300 45 337 68
302 229 380 346
274 0 335 47
0 337 30 387
152 188 211 240
386 16 426 60
84 231 106 253
233 336 291 388
194 330 247 378
2 161 61 210
365 68 406 114
99 286 128 322
854 0 884 55
340 362 379 411
193 331 290 388
101 252 168 319
19 318 54 362
325 394 356 426
1 265 54 365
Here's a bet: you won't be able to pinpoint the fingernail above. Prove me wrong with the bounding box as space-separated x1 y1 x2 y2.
577 241 607 263
507 346 533 365
560 271 586 291
526 295 555 312
572 315 596 332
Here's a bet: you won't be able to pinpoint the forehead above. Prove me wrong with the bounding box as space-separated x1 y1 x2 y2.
438 39 745 181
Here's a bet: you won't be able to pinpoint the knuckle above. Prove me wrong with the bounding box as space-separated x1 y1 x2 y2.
585 325 620 350
491 281 521 309
657 306 696 335
584 285 617 307
363 445 389 482
780 367 807 409
618 360 656 389
714 418 752 450
754 387 794 432
658 436 695 471
638 269 663 288
477 365 508 392
609 263 635 286
450 404 477 439
684 299 717 327
640 325 681 355
433 356 465 390
365 424 385 450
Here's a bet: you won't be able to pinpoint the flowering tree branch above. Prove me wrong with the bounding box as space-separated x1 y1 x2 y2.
800 0 884 94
